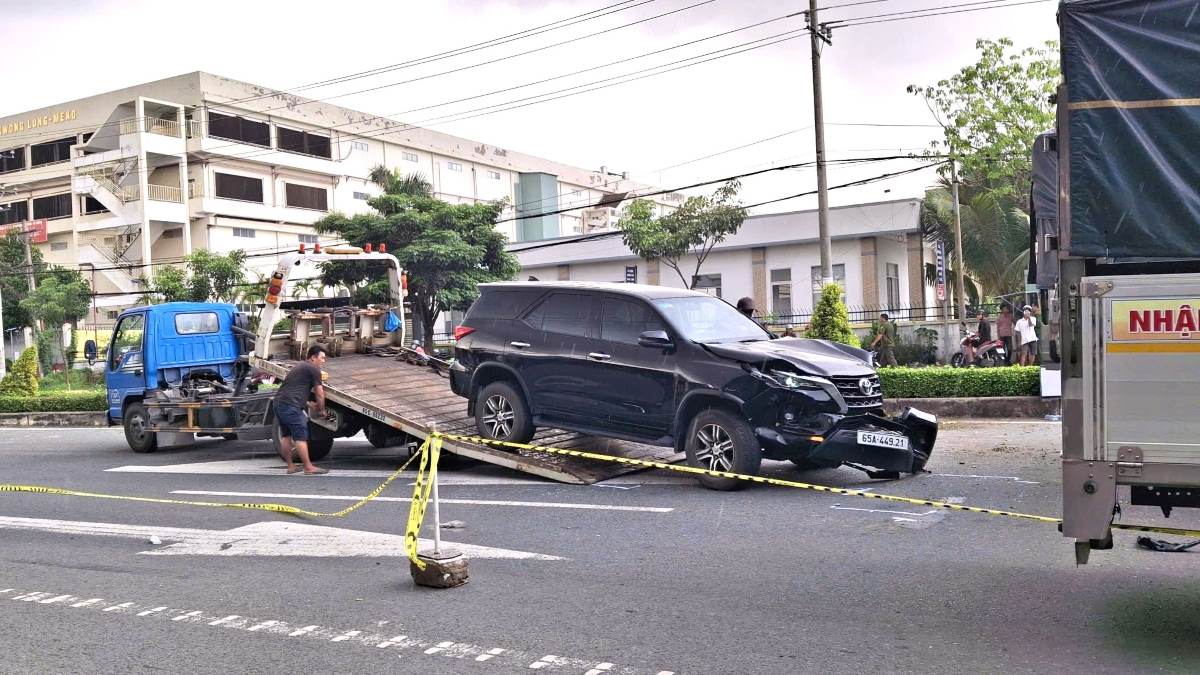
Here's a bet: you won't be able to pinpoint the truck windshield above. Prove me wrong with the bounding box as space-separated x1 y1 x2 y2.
652 296 770 344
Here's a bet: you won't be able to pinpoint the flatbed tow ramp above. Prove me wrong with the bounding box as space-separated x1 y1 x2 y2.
255 355 684 484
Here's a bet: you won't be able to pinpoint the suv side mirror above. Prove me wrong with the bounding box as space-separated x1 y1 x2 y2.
637 330 673 349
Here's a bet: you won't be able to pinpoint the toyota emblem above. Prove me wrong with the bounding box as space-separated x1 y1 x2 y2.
858 377 878 396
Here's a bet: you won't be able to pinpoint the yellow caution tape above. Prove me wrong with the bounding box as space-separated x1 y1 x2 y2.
0 442 423 519
404 435 443 570
432 432 1200 540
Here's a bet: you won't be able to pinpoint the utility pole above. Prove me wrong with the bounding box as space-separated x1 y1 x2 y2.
807 0 833 285
950 159 967 323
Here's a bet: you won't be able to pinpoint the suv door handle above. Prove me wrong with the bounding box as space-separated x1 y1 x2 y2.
588 352 612 361
510 341 531 348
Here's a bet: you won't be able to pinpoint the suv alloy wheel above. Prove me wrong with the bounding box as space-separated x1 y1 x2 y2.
474 381 535 445
684 408 762 491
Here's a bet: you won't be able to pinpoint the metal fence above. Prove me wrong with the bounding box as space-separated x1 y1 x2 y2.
760 302 1015 328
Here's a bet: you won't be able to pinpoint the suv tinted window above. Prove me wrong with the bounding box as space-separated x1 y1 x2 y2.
601 297 665 345
467 289 542 320
528 293 593 337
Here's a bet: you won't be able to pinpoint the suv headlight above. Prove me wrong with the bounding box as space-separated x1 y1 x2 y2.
768 369 829 391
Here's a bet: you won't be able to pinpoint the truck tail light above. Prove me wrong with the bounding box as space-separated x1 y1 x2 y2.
264 271 285 305
453 326 475 341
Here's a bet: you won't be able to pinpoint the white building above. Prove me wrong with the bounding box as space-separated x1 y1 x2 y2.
512 198 940 325
0 72 674 324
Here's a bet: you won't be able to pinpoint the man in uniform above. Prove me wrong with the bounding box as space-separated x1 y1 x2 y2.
870 312 899 367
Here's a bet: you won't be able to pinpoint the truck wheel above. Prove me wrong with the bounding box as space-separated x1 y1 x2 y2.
124 402 158 454
475 381 535 446
306 435 334 461
365 423 395 448
685 408 761 491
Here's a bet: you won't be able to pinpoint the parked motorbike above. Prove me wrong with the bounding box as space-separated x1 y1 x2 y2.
951 329 1006 367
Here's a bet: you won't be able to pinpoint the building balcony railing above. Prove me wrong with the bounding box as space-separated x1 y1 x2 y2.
147 184 182 203
118 117 182 138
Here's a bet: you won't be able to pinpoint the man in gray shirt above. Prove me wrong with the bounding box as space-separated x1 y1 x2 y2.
273 344 330 475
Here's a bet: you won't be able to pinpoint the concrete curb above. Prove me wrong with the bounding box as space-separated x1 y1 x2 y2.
884 396 1060 419
0 411 107 427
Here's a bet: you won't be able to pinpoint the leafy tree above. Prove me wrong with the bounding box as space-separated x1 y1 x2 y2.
149 250 247 303
806 283 860 348
0 345 39 396
907 38 1059 208
921 171 1029 298
0 232 42 332
618 181 746 288
315 165 519 343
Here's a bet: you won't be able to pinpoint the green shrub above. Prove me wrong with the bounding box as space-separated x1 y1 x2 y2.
0 346 40 396
806 283 860 348
0 391 108 413
879 366 1040 398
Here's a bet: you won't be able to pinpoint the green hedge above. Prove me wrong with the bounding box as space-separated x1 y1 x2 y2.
879 366 1040 398
0 391 109 413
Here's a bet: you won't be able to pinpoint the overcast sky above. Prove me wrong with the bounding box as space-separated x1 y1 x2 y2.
0 0 1058 215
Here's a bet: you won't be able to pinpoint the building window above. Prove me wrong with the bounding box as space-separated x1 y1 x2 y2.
32 193 72 220
214 173 264 203
353 191 370 201
810 264 846 309
276 126 332 159
207 111 270 147
886 262 901 310
693 274 722 298
107 310 120 320
81 196 107 215
298 234 318 244
82 132 94 144
50 240 68 251
0 200 28 226
770 268 792 317
486 170 501 180
0 147 25 174
402 151 418 162
233 227 255 238
162 228 183 239
284 183 329 211
447 161 463 172
30 137 74 167
352 141 368 152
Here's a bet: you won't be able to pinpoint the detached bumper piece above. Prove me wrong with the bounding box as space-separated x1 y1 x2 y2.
809 408 938 478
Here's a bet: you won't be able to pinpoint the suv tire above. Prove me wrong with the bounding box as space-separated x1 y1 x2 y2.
685 408 761 491
475 381 535 446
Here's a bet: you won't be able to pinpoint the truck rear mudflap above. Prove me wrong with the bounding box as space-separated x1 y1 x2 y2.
807 408 938 477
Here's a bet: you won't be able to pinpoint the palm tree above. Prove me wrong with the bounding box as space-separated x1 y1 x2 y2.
921 172 1029 300
368 165 432 197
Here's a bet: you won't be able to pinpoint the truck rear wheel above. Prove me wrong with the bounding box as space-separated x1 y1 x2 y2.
124 402 158 454
685 408 761 491
306 435 334 461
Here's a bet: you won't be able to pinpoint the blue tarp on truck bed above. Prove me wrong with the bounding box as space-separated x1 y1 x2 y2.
1061 0 1200 258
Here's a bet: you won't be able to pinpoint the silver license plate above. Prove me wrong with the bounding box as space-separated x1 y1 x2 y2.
856 430 910 450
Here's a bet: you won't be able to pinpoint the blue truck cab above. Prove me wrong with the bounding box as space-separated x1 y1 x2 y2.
106 302 264 452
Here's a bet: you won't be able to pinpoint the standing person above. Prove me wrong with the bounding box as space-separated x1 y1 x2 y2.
273 344 330 475
996 304 1015 365
1015 305 1040 366
870 312 899 367
735 297 757 320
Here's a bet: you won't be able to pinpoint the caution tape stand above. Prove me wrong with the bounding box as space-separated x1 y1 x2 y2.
406 433 469 589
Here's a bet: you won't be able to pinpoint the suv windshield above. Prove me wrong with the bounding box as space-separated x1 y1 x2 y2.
652 296 770 344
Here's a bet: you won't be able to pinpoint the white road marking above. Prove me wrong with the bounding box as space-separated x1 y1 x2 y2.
5 584 673 675
18 592 52 602
38 594 74 605
0 516 563 561
831 506 939 517
171 490 674 513
932 473 1040 485
0 589 14 594
477 648 506 662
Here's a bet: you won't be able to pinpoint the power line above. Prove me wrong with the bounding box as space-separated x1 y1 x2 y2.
826 0 1051 27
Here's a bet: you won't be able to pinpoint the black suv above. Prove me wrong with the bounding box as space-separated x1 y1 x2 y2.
450 282 937 489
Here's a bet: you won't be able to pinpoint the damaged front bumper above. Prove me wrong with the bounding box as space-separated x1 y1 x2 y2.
756 407 938 477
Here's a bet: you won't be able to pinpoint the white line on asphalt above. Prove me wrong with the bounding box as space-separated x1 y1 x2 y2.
208 615 240 626
831 506 940 518
530 655 560 669
170 490 675 513
138 607 168 617
0 589 13 594
477 648 506 662
38 594 74 605
331 630 362 642
932 473 1040 484
70 598 104 608
103 602 134 613
289 625 319 637
377 635 408 648
248 620 281 632
587 662 616 675
19 592 51 602
172 611 203 622
424 641 454 655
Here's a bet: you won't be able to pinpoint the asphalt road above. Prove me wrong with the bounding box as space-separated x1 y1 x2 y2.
0 421 1197 674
